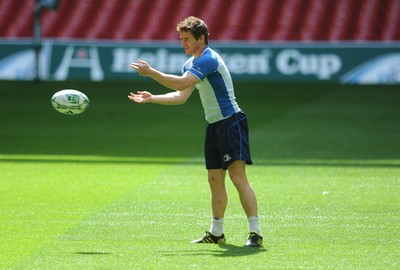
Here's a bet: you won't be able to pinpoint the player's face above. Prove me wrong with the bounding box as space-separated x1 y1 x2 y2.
179 31 204 58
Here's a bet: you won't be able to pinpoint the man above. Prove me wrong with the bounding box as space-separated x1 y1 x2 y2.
129 16 263 247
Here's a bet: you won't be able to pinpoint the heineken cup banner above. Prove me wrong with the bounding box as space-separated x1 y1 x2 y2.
0 39 399 84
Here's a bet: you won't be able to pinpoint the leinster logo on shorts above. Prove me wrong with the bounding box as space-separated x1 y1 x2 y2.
223 154 232 162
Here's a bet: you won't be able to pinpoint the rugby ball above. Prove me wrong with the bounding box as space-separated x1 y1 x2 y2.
51 89 90 115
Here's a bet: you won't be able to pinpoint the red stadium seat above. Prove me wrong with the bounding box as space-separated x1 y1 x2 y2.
3 0 33 38
219 0 252 40
245 0 280 41
382 0 400 41
271 0 303 41
41 0 75 38
327 0 356 41
57 1 97 39
137 0 176 40
0 0 20 36
0 0 398 42
354 0 380 41
112 0 151 40
300 0 330 41
84 0 123 40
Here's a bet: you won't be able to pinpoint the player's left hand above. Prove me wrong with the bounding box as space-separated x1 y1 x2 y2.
128 91 153 103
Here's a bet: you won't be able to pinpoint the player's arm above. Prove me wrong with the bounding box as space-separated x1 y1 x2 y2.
130 59 200 91
128 86 195 105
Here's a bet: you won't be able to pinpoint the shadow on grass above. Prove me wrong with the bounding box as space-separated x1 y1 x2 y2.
161 244 266 257
1 156 399 168
74 251 112 255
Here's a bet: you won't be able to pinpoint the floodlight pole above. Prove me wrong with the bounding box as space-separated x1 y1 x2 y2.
33 0 42 81
33 0 59 81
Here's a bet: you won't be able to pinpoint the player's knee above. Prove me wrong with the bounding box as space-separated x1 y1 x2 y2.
208 173 224 187
229 174 248 189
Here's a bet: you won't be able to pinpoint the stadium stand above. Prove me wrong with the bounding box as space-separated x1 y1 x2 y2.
0 0 399 41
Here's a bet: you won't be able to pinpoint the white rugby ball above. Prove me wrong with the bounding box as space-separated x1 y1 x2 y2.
51 89 90 115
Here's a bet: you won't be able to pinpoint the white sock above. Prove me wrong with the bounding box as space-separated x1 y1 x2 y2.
248 216 261 234
210 217 224 236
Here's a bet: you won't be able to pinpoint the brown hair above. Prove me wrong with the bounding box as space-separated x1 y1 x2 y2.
176 16 209 44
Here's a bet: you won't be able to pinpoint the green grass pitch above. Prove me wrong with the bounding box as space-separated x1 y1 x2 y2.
0 80 399 269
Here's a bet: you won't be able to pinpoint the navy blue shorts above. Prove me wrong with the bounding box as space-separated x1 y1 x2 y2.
205 112 253 170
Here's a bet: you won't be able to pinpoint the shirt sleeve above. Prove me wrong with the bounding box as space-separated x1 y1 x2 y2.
187 52 219 81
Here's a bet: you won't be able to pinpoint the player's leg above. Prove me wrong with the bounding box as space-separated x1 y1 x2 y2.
228 159 263 247
191 169 227 244
227 160 258 217
208 168 227 219
191 123 227 244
